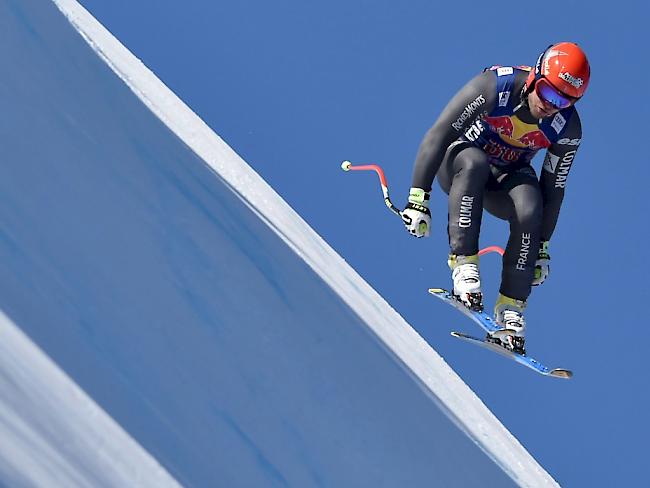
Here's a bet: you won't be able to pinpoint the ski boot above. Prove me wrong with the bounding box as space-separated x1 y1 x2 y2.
490 293 527 354
448 253 483 312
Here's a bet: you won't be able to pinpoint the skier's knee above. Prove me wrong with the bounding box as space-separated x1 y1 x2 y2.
455 149 490 180
459 157 490 179
514 199 542 227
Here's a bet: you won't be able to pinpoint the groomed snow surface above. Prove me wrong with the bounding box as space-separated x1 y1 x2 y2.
0 0 558 486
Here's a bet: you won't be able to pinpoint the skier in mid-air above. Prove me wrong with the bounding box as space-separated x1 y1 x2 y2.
402 42 590 353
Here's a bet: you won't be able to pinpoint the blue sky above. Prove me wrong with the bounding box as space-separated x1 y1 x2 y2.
1 0 537 483
78 1 649 485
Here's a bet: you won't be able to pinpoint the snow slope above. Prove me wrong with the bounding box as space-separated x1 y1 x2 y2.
0 0 558 485
0 311 180 487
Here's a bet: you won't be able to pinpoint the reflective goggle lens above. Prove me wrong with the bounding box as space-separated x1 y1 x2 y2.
535 78 574 109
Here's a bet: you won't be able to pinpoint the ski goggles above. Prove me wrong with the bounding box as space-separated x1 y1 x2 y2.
534 78 576 110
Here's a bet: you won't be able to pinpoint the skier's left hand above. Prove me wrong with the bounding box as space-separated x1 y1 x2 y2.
532 241 550 286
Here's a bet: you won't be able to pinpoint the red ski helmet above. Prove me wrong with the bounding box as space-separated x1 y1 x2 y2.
524 42 590 100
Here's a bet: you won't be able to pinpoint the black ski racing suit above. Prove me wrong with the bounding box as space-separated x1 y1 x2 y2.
411 67 582 301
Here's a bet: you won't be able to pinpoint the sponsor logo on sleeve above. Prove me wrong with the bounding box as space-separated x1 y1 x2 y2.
551 113 566 134
557 137 581 146
543 152 560 174
497 67 514 76
498 91 511 107
553 151 576 188
463 120 484 142
452 94 486 131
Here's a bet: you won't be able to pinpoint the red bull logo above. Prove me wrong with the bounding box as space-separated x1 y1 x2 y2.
484 115 550 150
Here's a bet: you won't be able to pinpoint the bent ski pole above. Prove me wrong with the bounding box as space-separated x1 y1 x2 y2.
341 160 505 256
341 160 403 217
478 245 505 256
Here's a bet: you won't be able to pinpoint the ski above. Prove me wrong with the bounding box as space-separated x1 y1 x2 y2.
428 288 501 334
428 288 573 379
450 332 572 378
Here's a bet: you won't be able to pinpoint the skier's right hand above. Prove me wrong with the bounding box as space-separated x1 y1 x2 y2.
402 187 431 238
532 241 551 286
